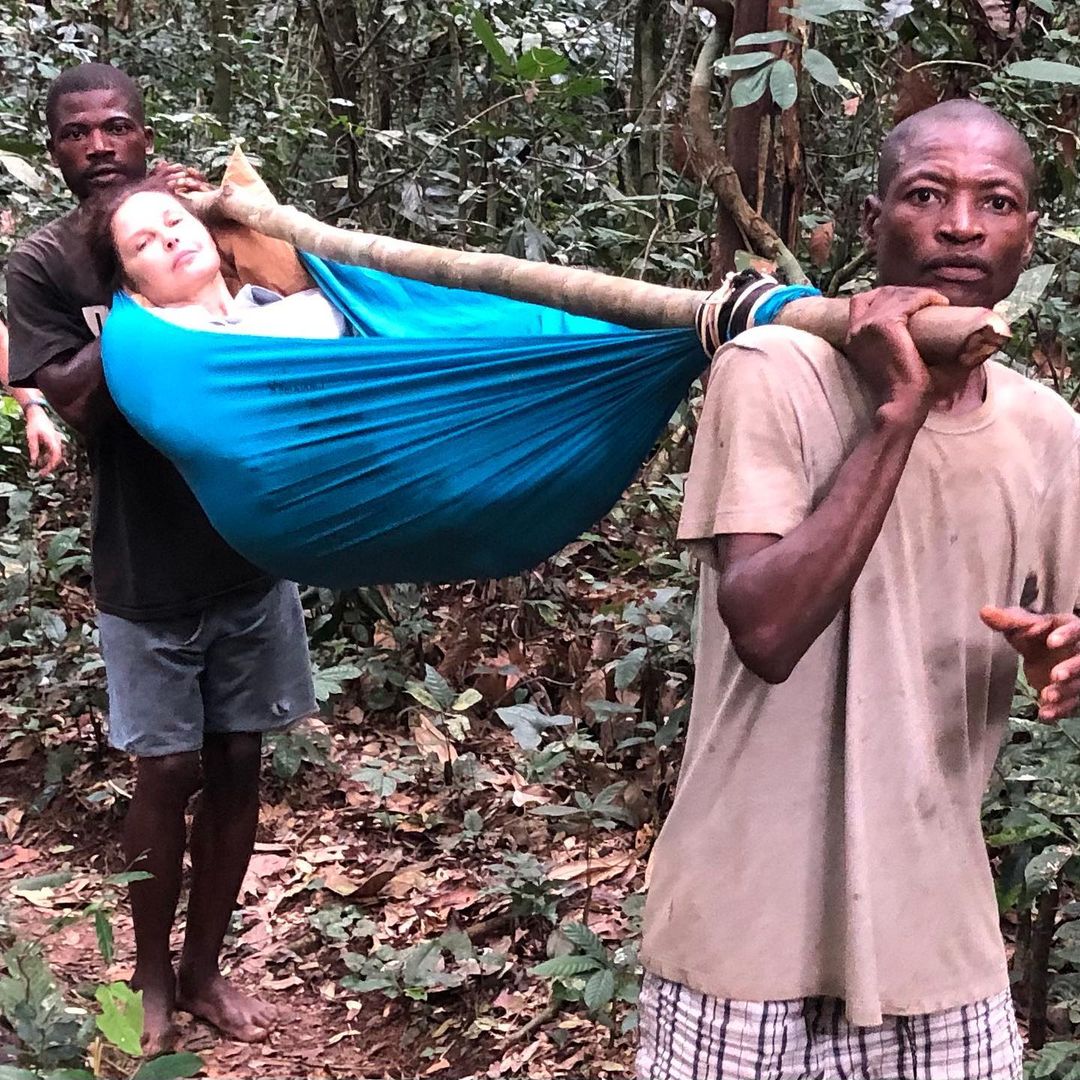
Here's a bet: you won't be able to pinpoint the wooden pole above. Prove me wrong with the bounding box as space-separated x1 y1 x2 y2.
192 185 1011 361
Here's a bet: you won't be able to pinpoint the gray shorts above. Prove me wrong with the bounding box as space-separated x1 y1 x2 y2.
98 581 317 758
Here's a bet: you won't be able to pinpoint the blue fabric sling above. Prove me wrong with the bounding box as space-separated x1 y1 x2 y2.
100 254 705 588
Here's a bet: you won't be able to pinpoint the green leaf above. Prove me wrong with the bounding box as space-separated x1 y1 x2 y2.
517 47 569 81
472 12 513 75
734 30 798 46
350 763 405 799
1025 844 1075 896
560 921 606 959
1048 227 1080 246
615 647 648 691
46 529 82 564
102 871 154 887
777 7 834 24
584 967 616 1011
496 704 572 751
715 51 776 76
130 1053 204 1080
1030 1042 1080 1078
559 75 605 99
0 152 46 192
986 811 1062 847
0 1068 41 1080
11 871 74 895
452 688 483 712
803 48 840 87
1005 60 1080 86
770 60 798 109
312 663 363 702
402 663 461 712
405 683 443 712
531 954 602 978
994 263 1056 324
94 909 114 967
731 64 773 108
95 982 143 1056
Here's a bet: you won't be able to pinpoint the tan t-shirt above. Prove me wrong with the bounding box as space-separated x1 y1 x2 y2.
641 326 1080 1025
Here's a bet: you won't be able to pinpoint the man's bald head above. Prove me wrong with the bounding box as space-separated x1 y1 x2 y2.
878 99 1036 201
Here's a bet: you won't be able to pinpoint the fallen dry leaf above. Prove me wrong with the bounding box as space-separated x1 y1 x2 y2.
0 845 40 871
2 807 25 840
548 851 634 885
319 865 361 897
413 714 458 765
3 735 39 763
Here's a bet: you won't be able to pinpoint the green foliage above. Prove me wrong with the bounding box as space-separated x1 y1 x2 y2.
531 911 641 1031
341 930 504 1000
93 982 142 1057
480 852 566 923
266 725 336 779
0 942 92 1068
1027 1040 1080 1079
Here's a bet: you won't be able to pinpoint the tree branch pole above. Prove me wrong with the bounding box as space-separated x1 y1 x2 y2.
191 185 1010 362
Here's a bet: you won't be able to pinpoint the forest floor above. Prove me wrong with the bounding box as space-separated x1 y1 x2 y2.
0 455 677 1079
0 693 648 1079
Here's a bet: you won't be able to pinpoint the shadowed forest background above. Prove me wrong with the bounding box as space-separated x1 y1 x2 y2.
4 0 1080 1076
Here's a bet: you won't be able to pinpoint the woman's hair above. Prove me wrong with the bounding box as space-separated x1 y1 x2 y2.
82 175 203 292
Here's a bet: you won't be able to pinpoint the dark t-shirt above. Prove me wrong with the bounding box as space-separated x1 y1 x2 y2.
5 205 270 620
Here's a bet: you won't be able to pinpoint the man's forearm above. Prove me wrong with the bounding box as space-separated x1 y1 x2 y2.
35 340 115 435
718 411 922 683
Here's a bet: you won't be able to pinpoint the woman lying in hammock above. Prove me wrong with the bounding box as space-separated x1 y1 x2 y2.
87 174 710 589
85 176 347 339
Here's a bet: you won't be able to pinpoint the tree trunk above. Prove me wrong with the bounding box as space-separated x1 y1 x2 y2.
209 0 233 126
629 0 665 205
705 0 803 282
311 0 364 202
1028 884 1060 1051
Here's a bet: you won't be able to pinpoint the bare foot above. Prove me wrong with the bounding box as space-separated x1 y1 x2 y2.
138 984 179 1056
177 973 276 1042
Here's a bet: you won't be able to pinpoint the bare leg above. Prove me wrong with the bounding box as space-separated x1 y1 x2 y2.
124 751 202 1055
177 732 276 1041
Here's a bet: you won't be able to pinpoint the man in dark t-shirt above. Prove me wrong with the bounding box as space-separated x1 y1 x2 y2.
6 63 315 1052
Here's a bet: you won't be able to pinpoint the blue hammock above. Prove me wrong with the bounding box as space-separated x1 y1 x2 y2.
100 255 704 588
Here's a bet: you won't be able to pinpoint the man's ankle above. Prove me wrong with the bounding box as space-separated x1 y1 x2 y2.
177 960 222 991
131 963 177 997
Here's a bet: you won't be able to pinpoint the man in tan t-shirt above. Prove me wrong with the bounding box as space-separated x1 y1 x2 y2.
639 100 1080 1080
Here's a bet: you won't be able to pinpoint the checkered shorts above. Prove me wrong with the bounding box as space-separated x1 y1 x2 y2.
636 972 1023 1080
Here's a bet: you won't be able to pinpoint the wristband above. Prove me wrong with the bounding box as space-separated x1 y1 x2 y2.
20 397 54 420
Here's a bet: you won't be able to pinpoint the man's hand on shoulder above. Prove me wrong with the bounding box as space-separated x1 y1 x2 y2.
845 286 952 427
981 605 1080 721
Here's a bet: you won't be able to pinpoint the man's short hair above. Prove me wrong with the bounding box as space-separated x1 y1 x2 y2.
877 98 1037 201
45 63 144 133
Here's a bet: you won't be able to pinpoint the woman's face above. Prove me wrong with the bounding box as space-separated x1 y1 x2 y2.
110 190 221 305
